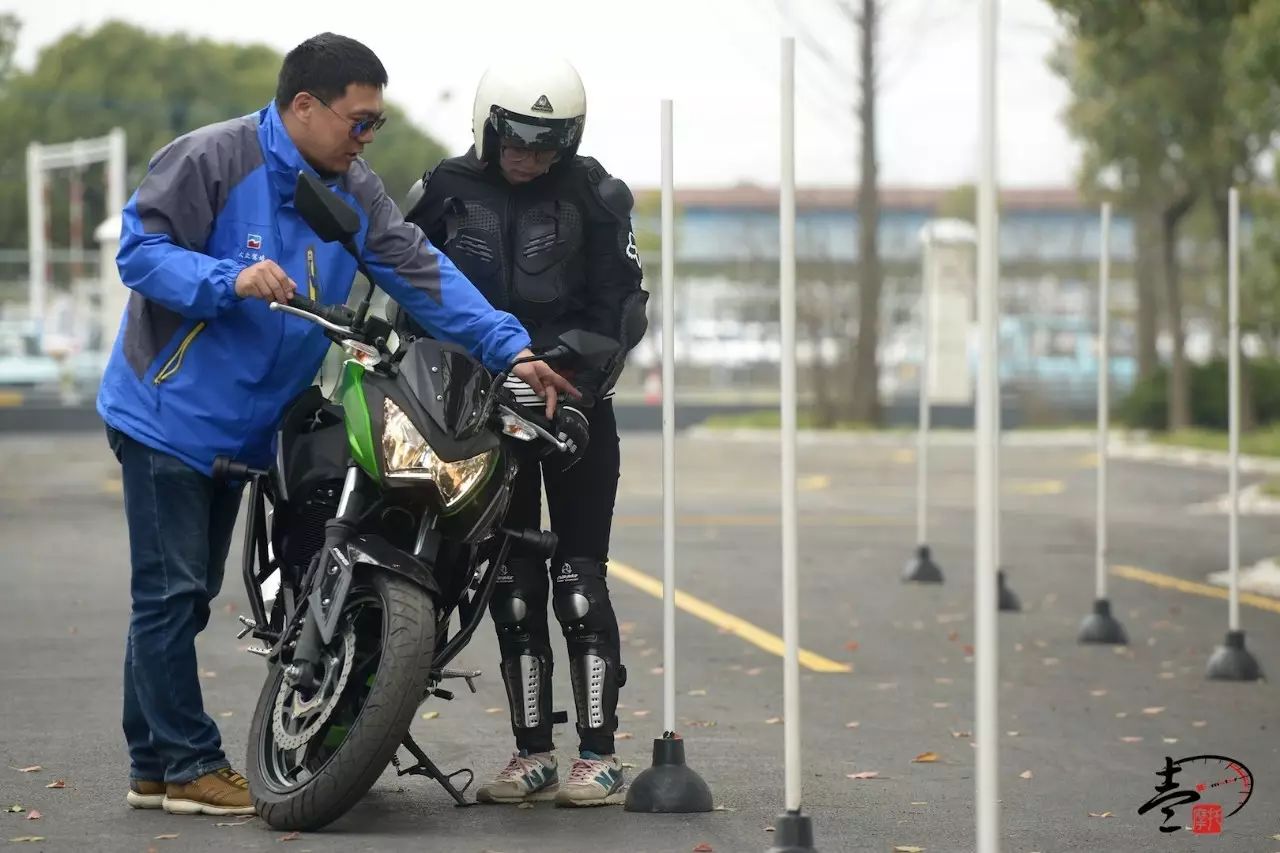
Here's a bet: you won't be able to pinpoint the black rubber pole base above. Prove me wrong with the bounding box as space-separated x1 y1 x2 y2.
903 544 944 583
623 733 714 813
767 809 818 852
1077 598 1128 645
1206 630 1264 682
997 569 1021 612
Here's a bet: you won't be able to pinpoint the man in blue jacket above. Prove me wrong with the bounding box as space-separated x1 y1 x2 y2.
97 32 575 818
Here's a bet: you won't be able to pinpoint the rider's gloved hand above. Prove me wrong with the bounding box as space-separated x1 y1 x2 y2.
552 405 590 471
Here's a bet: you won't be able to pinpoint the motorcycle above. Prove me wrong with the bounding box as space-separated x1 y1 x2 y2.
221 171 618 831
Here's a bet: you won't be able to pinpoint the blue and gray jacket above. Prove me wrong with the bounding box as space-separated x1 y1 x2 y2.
97 102 531 476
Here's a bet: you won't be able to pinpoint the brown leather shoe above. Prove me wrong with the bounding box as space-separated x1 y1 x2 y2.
162 768 256 816
126 779 166 809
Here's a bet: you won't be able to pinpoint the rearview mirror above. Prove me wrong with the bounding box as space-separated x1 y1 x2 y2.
295 171 360 246
557 329 620 368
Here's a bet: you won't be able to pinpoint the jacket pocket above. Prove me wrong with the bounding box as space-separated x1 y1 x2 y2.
152 321 207 385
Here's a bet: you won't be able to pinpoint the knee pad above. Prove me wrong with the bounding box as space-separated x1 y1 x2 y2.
490 557 549 635
551 558 614 639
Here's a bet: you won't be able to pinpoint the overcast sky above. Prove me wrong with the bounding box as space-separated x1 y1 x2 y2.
10 0 1080 190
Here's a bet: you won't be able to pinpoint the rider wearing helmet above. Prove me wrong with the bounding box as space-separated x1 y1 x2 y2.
399 57 648 807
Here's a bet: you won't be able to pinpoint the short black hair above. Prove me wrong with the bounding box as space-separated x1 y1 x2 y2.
275 33 388 109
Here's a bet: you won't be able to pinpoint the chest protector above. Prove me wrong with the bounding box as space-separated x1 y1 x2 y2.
436 175 587 330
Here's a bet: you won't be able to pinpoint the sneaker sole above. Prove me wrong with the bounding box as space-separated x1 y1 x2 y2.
162 797 256 816
126 791 165 810
554 789 627 807
476 783 560 805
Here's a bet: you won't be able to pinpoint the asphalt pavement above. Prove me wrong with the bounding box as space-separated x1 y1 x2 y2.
2 428 1278 852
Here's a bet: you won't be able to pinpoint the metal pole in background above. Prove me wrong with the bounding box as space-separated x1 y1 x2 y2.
1079 202 1127 644
976 0 1001 849
766 35 818 853
1206 186 1263 681
624 99 714 815
903 242 943 583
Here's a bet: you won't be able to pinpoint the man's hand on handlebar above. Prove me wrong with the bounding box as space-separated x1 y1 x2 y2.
236 260 297 304
511 348 581 419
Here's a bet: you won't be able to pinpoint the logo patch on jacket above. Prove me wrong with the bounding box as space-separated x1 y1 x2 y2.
246 233 263 250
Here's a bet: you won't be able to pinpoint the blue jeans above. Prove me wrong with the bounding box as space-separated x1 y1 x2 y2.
107 426 245 784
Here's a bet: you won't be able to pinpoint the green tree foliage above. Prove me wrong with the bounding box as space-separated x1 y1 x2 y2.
0 18 445 251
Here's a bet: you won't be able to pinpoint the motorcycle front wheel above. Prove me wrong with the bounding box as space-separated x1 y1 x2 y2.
246 568 436 831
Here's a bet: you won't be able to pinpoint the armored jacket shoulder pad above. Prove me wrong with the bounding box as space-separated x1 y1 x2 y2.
579 156 634 223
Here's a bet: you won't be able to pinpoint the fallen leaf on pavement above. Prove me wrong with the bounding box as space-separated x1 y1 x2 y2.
712 805 735 812
765 717 783 725
845 721 860 729
893 846 925 852
24 811 40 821
764 826 775 832
950 730 971 739
1089 689 1107 697
202 671 217 678
5 806 23 813
1014 643 1024 652
616 732 635 740
962 644 974 655
1034 640 1048 648
845 641 859 652
279 832 302 842
912 752 939 763
745 667 763 676
935 677 953 685
15 767 40 774
847 771 879 779
1088 811 1113 818
1019 770 1033 779
421 711 440 720
1158 672 1175 679
1163 738 1179 744
485 708 503 714
1272 833 1280 841
910 801 927 805
216 820 254 827
933 702 950 709
1120 736 1143 743
649 667 664 675
1115 712 1128 718
947 631 959 642
686 720 718 728
218 711 234 718
1042 658 1060 666
1006 731 1019 737
633 710 651 717
45 780 65 789
1142 707 1166 716
517 803 534 810
1192 721 1207 727
876 682 898 690
693 844 714 852
154 834 180 840
9 837 45 844
687 689 707 697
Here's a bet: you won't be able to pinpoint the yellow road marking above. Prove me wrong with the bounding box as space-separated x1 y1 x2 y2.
1112 564 1280 616
892 449 914 464
102 478 123 495
799 474 831 491
613 513 906 528
1007 479 1065 496
608 560 853 674
0 390 24 407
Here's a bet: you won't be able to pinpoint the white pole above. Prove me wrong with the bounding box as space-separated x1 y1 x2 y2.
917 272 931 546
27 142 46 336
976 0 1001 850
1096 202 1111 601
107 127 128 217
779 35 802 815
660 98 677 734
1228 187 1241 633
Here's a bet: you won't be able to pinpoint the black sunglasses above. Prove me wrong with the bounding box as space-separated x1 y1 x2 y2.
308 91 387 138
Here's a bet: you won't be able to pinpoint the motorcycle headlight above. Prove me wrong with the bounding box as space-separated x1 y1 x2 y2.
381 398 495 508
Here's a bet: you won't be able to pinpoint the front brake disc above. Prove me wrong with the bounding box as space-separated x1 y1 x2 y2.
271 621 357 750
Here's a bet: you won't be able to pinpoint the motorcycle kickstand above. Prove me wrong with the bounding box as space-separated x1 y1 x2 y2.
392 734 476 808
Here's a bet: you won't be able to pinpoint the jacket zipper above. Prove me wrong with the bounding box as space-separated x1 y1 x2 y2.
306 245 318 300
153 322 207 385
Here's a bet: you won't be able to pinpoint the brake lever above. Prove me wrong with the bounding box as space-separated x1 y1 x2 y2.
270 302 355 337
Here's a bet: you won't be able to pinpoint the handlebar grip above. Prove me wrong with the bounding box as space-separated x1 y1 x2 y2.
212 455 263 482
287 293 317 312
500 527 559 557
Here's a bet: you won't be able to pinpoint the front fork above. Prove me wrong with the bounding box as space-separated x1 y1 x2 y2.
289 464 365 692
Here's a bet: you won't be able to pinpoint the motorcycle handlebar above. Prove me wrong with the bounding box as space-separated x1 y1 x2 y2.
288 293 355 327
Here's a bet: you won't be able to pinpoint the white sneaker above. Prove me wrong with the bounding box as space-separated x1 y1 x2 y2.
475 750 559 804
554 751 626 807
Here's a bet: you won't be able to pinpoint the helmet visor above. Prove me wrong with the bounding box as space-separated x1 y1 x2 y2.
490 107 583 151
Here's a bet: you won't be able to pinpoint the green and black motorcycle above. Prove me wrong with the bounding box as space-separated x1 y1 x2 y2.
222 172 617 831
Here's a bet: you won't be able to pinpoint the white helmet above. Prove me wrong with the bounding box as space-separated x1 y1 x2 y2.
471 57 587 164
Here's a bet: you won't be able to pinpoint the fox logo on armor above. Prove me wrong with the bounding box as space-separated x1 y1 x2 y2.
625 231 641 270
531 94 554 113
